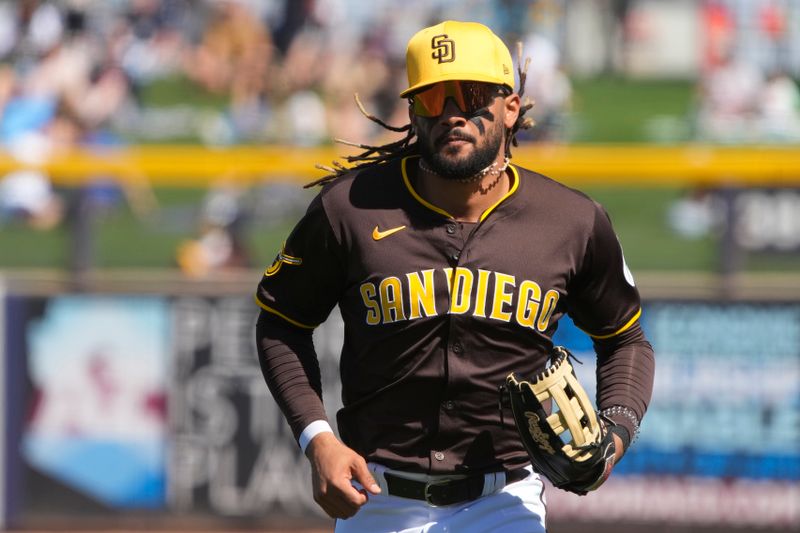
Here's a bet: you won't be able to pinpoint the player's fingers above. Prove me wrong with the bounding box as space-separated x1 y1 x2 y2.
352 458 381 495
336 478 368 509
315 487 359 519
332 486 365 518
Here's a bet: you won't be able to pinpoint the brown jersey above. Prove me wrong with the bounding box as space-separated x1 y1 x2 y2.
256 155 644 475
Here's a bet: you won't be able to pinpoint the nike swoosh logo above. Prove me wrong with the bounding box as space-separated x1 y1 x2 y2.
372 225 407 240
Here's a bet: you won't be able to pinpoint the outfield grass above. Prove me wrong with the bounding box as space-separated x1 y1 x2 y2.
0 187 301 270
569 77 696 143
584 186 717 271
4 184 796 274
132 74 698 144
2 77 796 274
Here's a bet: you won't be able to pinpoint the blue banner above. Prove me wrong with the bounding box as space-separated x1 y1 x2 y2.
554 301 800 481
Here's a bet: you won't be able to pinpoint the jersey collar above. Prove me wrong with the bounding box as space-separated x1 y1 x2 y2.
401 155 519 222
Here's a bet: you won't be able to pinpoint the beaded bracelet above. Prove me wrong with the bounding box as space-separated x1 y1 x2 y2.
600 405 641 444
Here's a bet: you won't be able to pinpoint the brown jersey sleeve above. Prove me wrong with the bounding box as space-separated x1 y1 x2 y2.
566 201 641 338
255 193 346 328
254 192 346 441
255 311 328 441
594 323 655 447
566 200 654 448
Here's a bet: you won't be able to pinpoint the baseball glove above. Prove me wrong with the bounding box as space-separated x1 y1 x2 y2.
505 346 616 495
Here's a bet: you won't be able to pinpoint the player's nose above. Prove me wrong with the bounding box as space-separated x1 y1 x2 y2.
438 98 468 126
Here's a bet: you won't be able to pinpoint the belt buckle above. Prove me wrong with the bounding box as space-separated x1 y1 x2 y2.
423 478 451 507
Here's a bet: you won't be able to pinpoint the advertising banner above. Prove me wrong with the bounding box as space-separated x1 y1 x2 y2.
5 295 170 521
168 296 342 519
0 281 5 530
3 293 799 530
548 301 800 529
732 188 800 253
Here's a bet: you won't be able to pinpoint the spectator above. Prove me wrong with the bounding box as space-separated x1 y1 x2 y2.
758 70 800 143
695 50 764 143
518 32 572 142
184 0 274 141
0 113 64 230
176 182 252 277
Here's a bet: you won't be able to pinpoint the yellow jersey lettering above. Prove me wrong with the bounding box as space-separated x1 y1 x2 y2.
406 270 437 319
449 267 474 314
442 267 454 296
361 269 559 330
490 273 516 322
516 280 542 329
379 277 406 323
360 283 381 325
537 289 560 332
473 269 491 318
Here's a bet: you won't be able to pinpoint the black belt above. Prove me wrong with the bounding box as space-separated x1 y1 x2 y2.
383 468 529 507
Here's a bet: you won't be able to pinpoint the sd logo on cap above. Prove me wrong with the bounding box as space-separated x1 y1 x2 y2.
400 21 515 98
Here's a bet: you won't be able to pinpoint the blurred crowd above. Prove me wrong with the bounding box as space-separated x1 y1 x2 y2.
0 0 572 275
1 0 798 272
695 54 800 144
694 0 800 143
0 0 573 148
670 0 800 242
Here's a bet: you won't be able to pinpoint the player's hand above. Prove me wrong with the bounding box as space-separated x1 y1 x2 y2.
305 432 381 519
611 431 625 464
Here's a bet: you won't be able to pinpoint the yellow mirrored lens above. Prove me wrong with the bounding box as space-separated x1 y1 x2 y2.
413 83 446 117
412 81 497 118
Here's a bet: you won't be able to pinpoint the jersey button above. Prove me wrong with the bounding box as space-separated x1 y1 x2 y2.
450 252 460 262
443 400 455 410
452 342 463 354
446 224 456 234
434 451 445 461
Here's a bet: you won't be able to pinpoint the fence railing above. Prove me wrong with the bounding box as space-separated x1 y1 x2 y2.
2 144 799 295
1 144 800 186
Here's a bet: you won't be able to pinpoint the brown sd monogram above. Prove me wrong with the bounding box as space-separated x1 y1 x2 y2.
431 34 455 63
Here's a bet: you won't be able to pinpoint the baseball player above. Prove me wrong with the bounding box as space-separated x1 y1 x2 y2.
255 20 655 532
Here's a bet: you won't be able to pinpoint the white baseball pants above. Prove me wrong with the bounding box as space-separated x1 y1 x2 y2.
334 463 547 533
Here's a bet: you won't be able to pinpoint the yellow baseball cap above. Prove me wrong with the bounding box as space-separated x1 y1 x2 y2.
400 20 514 98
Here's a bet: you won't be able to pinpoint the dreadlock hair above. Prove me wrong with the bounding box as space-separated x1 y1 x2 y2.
306 42 534 188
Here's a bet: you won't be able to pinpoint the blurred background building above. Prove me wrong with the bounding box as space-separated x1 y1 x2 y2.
0 1 798 532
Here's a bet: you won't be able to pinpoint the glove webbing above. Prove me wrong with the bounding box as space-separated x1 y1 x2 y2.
523 348 601 460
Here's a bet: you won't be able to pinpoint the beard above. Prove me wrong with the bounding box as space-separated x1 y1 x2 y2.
418 121 504 181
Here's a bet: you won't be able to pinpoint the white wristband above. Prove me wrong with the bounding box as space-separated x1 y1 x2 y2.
298 420 334 453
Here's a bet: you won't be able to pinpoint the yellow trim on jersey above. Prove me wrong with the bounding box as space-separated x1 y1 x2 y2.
586 308 642 339
402 156 453 218
401 156 519 220
479 165 519 222
253 294 316 329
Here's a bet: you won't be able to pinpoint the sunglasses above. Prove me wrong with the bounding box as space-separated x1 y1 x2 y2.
411 81 507 118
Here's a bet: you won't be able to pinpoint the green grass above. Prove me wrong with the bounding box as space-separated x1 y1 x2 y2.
569 77 696 143
137 76 229 109
131 74 698 144
2 78 795 274
583 187 717 271
0 188 294 270
98 188 297 269
4 185 797 274
0 223 71 267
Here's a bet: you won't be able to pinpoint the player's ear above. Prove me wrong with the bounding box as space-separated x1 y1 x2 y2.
503 93 521 130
